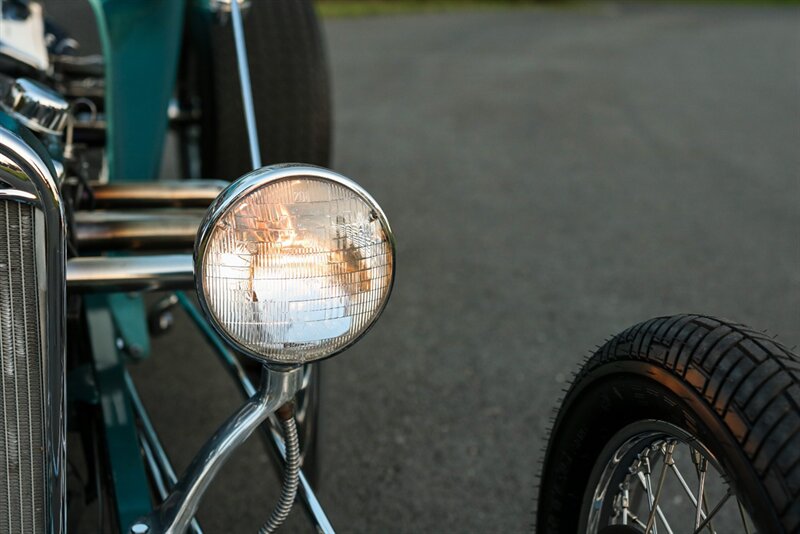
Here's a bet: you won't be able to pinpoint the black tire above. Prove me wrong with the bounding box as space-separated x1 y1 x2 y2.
536 314 800 533
198 0 332 179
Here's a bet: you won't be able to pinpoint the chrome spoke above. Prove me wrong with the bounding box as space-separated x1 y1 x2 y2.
624 510 648 531
701 491 713 534
694 457 707 530
691 448 716 534
635 472 675 534
667 461 707 520
693 489 732 534
642 455 658 534
737 498 752 534
644 442 675 534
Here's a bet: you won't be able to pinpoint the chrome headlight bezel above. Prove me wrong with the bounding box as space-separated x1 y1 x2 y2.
194 163 396 365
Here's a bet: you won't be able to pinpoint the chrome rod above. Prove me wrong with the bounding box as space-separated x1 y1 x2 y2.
176 292 336 534
132 366 303 534
125 371 203 534
91 181 227 209
125 372 180 484
74 209 203 251
230 0 262 169
140 436 169 503
67 254 193 293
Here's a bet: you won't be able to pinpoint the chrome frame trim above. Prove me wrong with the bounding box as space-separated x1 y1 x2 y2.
132 366 304 534
0 126 67 533
193 163 397 365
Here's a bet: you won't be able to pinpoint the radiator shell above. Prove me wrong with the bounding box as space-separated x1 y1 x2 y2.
0 125 66 534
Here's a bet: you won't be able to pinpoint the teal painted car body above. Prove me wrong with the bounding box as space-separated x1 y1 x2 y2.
87 0 187 182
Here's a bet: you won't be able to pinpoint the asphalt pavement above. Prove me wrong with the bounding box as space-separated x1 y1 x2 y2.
49 2 800 532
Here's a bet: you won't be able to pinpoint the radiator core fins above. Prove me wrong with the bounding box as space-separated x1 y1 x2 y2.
0 200 45 534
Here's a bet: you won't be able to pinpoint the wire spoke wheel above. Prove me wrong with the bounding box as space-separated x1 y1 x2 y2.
536 315 800 534
585 421 756 534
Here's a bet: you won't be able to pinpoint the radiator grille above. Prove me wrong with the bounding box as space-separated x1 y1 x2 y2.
0 200 45 534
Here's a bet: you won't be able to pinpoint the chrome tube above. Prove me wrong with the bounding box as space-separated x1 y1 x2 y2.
67 254 193 293
132 366 304 534
91 181 227 209
0 126 67 533
74 209 203 251
230 0 262 168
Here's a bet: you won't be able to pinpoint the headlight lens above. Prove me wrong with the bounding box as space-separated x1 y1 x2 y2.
195 165 395 364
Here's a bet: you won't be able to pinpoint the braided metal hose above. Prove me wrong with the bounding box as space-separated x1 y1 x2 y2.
259 408 301 534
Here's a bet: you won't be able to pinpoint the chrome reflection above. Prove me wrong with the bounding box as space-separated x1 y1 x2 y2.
0 76 70 135
66 254 194 293
0 125 67 533
132 366 304 534
73 209 203 251
91 180 227 209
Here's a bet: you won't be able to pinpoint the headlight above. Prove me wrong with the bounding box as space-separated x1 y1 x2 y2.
195 164 395 364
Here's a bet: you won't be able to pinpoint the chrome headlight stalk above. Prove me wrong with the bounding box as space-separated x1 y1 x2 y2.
136 165 395 533
132 365 304 534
